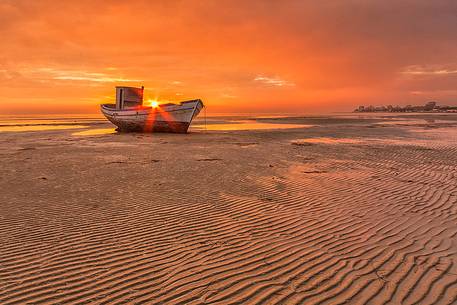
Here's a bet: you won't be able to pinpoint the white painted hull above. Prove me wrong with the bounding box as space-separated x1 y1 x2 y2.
100 100 204 133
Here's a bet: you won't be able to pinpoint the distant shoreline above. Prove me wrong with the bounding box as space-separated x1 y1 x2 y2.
354 110 457 113
354 101 457 113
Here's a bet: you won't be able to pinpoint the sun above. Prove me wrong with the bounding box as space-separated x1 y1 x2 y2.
147 99 159 108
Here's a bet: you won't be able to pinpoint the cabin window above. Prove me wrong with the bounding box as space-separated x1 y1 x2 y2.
123 101 142 108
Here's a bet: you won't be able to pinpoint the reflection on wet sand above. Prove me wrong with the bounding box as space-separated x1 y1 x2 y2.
0 125 88 132
72 128 117 136
69 120 310 136
292 132 457 148
292 137 364 145
375 119 456 125
192 120 312 131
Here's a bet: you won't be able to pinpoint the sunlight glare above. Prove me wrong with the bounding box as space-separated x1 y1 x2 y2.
146 99 159 108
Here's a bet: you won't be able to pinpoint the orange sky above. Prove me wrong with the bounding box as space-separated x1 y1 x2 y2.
1 0 457 114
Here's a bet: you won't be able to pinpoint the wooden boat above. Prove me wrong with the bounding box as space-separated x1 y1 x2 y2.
100 86 204 133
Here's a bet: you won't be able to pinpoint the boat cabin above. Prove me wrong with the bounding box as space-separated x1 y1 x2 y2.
116 86 144 109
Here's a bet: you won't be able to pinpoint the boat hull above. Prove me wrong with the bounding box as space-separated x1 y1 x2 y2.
100 100 203 133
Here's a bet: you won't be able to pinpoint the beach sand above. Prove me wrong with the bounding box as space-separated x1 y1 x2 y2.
1 114 457 304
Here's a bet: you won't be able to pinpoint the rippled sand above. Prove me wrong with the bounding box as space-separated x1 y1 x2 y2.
1 114 457 304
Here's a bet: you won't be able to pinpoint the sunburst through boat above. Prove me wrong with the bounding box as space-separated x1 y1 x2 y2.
101 86 204 133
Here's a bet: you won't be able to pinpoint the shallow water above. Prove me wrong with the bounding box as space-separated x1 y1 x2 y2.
1 112 455 133
72 128 117 136
0 125 89 132
0 115 104 132
0 115 313 133
192 120 312 131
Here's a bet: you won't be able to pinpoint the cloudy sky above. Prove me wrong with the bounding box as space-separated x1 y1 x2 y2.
1 0 456 114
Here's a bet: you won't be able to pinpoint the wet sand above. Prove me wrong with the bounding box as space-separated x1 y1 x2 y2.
1 114 457 304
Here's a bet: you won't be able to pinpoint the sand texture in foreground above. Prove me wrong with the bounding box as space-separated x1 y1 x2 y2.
1 114 457 304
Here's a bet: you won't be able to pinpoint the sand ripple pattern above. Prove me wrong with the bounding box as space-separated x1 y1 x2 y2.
1 135 457 304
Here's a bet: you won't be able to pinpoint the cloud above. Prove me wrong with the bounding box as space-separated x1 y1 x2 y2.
254 76 295 87
0 69 15 80
24 67 142 83
221 93 237 98
401 65 457 76
410 89 457 95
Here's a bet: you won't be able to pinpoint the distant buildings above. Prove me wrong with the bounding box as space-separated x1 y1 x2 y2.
424 101 436 111
354 101 457 113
